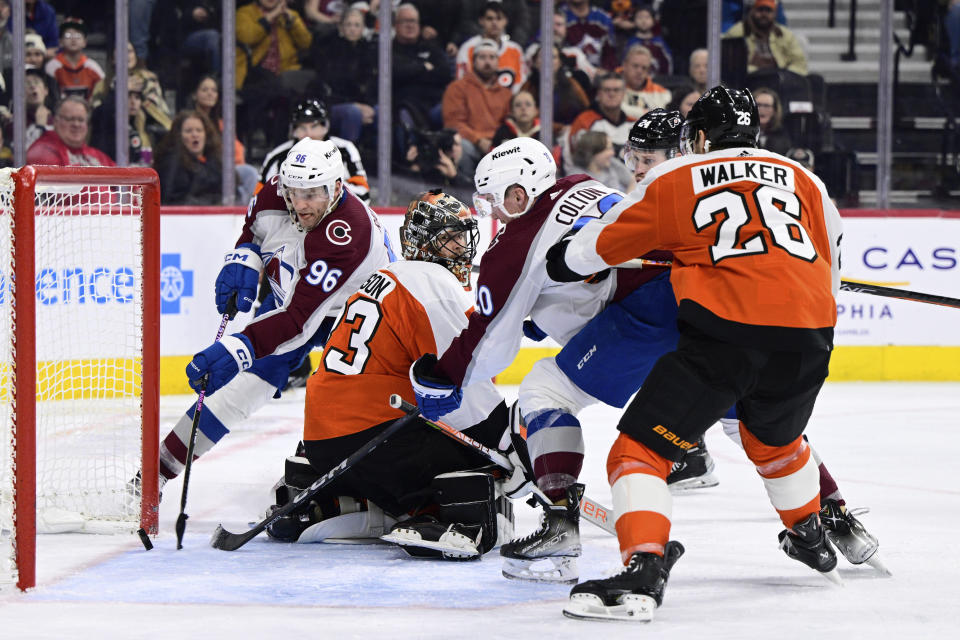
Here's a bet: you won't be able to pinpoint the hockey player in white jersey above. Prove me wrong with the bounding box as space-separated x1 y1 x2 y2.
143 138 391 496
259 99 371 202
264 191 523 560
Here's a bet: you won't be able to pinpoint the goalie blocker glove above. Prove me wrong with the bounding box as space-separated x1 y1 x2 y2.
409 353 463 420
215 243 262 314
186 334 254 395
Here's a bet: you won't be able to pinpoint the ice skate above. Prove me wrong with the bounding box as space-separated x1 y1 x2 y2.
381 515 482 560
500 484 583 584
778 513 842 585
563 541 685 622
666 441 718 493
820 500 890 576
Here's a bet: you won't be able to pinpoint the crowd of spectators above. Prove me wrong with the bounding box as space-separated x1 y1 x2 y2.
3 0 901 203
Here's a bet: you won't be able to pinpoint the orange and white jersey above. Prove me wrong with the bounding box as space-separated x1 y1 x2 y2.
564 147 843 351
456 36 528 91
304 260 502 441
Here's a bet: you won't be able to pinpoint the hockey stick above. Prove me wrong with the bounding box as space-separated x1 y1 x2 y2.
389 395 617 536
618 258 960 310
176 296 238 550
839 278 960 310
210 400 422 551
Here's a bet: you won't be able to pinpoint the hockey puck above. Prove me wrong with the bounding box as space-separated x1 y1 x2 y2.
137 528 154 550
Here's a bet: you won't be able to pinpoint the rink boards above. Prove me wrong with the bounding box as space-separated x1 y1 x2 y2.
156 209 960 392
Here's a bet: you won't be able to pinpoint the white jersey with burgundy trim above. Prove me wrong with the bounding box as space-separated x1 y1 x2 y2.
434 175 628 389
234 175 390 360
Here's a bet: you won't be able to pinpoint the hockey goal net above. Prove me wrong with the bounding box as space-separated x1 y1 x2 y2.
0 166 160 591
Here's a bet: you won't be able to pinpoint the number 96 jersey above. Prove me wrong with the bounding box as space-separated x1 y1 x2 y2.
564 147 844 351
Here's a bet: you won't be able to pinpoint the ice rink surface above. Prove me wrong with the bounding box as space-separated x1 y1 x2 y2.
2 382 958 639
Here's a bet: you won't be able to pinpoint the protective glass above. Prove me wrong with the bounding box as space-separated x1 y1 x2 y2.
472 191 501 218
622 147 672 172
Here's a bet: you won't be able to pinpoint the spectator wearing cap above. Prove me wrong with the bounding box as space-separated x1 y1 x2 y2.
26 97 114 167
24 33 48 69
45 18 105 101
620 44 670 119
723 0 807 75
455 2 527 93
442 38 513 176
9 0 58 56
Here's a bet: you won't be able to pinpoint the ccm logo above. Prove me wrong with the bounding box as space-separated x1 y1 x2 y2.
653 425 694 450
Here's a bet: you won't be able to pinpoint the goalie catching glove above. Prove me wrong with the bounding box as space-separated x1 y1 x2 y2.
215 243 262 314
409 353 463 420
186 334 254 395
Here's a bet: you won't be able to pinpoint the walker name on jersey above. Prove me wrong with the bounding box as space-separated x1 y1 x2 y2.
692 161 794 194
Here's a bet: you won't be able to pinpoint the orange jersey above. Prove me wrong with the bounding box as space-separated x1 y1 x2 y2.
304 261 501 441
456 36 528 91
565 148 843 350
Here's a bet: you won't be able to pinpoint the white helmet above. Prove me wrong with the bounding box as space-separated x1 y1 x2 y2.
472 137 557 219
278 138 344 229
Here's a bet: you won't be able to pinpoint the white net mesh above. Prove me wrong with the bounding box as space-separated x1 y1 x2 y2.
0 169 148 589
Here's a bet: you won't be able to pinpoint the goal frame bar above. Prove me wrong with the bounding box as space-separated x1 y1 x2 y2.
10 166 161 591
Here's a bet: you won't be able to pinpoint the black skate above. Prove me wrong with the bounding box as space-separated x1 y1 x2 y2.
778 513 842 585
820 500 890 575
381 515 482 560
666 441 718 492
563 541 685 622
500 484 583 584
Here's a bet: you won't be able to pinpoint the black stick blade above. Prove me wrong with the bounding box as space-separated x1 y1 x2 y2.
175 513 188 550
210 523 256 551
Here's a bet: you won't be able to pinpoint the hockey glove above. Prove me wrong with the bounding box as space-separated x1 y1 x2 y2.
409 354 463 421
522 319 548 342
186 334 254 395
215 243 262 314
545 236 599 283
498 401 536 499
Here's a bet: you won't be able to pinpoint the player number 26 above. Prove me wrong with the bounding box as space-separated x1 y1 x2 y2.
305 259 342 292
693 185 817 264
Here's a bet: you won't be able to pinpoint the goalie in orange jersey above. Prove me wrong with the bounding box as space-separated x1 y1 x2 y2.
263 190 533 560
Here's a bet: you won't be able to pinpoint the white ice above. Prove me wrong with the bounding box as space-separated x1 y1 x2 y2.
2 382 958 639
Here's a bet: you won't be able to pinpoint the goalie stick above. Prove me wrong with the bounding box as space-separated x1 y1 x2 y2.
618 258 960 310
210 399 422 551
176 296 237 550
389 395 617 536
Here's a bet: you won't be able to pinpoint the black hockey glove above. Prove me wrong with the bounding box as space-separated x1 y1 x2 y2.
545 236 608 284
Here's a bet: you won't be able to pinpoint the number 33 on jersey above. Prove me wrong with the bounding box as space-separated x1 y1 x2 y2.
563 148 843 350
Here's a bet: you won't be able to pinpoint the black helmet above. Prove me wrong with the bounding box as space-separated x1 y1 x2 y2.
680 86 758 155
290 98 329 129
626 108 683 153
622 109 682 176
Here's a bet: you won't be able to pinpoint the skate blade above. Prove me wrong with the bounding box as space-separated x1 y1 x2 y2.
864 552 892 576
819 567 844 587
502 556 578 584
668 473 719 493
562 593 655 622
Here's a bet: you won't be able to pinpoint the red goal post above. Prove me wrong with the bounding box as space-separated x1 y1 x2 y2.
1 166 160 591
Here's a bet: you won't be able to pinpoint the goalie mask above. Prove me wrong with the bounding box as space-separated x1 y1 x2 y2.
278 138 344 231
401 189 479 287
622 108 682 181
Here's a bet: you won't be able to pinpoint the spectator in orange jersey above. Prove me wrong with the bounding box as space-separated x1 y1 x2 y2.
44 18 104 101
456 2 527 93
620 44 671 119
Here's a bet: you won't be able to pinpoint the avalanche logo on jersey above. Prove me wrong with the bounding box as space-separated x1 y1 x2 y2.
263 246 296 301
